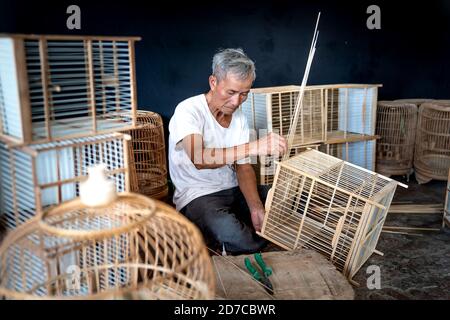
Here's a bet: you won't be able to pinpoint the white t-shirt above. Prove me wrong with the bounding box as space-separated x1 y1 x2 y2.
168 94 250 211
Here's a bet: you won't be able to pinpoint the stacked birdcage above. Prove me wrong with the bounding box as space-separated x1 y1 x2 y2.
414 102 450 184
0 34 141 231
259 149 403 280
125 111 168 200
241 85 325 185
241 84 381 183
375 101 418 179
0 192 215 299
318 84 380 171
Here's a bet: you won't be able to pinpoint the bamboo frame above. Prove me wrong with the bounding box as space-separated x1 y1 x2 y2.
240 86 325 147
240 84 382 150
259 149 403 280
124 111 168 200
414 102 450 184
0 193 215 299
254 144 319 185
323 84 381 143
0 133 130 231
0 34 140 145
375 101 418 178
319 138 377 171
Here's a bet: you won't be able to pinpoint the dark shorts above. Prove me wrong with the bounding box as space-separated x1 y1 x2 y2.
180 185 270 255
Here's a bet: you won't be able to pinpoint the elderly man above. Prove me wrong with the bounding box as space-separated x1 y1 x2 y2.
168 48 287 254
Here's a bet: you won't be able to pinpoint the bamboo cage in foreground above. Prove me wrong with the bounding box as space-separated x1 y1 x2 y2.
0 193 215 300
259 149 404 280
444 169 450 228
0 133 130 230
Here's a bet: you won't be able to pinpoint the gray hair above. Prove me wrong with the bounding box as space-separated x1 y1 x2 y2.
212 48 256 82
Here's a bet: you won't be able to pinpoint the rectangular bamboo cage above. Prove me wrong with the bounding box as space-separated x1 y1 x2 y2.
0 133 130 230
240 85 325 146
260 149 403 280
0 34 140 145
322 84 381 144
319 139 377 171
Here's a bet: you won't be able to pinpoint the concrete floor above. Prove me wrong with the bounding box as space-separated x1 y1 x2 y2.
352 174 450 300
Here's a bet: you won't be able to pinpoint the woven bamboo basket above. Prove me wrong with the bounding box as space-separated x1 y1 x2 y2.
414 102 450 184
375 101 418 178
0 34 140 145
0 192 215 299
125 111 168 200
259 149 404 280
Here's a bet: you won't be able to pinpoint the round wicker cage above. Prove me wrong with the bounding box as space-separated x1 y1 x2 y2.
126 111 168 200
414 102 450 184
375 101 418 178
0 193 214 300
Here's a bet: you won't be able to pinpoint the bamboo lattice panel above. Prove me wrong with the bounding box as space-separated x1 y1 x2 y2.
260 149 400 279
240 85 325 146
125 111 168 200
319 139 376 171
0 133 130 230
254 145 319 185
0 193 215 299
375 101 417 177
0 34 140 144
414 102 450 184
322 84 380 143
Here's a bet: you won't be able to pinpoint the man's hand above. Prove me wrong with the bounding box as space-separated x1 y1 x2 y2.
249 132 287 157
250 204 266 232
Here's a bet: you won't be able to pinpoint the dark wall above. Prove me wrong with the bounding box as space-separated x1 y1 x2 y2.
1 0 449 124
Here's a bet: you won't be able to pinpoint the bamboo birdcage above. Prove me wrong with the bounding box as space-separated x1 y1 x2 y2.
375 101 418 178
0 133 130 230
240 85 325 146
259 149 403 280
0 193 215 299
414 102 450 184
0 34 140 145
125 111 168 200
319 139 377 171
323 84 381 143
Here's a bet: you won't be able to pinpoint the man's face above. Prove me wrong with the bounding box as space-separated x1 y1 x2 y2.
209 73 253 115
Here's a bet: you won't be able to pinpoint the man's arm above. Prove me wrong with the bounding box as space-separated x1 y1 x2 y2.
236 163 265 232
180 132 286 170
